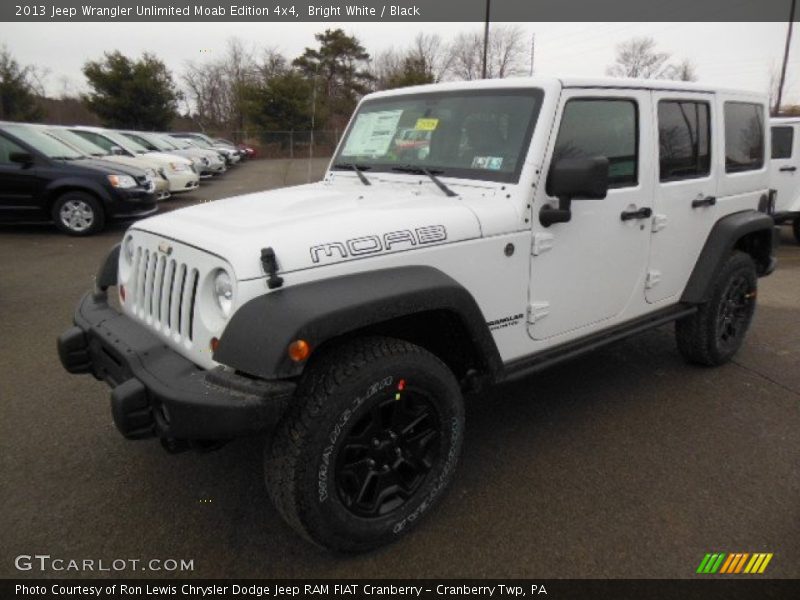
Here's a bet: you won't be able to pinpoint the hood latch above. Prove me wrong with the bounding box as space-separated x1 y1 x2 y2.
261 247 284 289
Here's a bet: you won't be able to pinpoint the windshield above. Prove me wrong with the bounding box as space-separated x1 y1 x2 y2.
3 124 84 160
47 128 109 157
101 130 149 154
182 136 212 148
333 88 543 183
156 135 181 150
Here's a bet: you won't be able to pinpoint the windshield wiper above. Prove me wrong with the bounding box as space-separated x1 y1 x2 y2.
333 162 372 186
391 165 457 197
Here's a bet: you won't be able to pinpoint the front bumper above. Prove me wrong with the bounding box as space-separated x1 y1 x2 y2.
57 291 295 441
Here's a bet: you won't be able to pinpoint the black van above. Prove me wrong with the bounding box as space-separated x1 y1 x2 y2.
0 122 157 235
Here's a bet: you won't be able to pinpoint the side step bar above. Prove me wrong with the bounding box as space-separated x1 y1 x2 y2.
502 305 697 382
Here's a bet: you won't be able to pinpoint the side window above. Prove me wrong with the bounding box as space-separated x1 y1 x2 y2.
771 126 794 159
724 102 765 173
0 135 26 165
550 98 638 188
658 100 711 181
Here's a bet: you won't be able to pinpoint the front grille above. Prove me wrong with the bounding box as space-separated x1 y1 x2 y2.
129 246 199 342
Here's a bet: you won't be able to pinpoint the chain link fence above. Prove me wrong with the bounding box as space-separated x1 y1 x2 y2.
212 130 343 159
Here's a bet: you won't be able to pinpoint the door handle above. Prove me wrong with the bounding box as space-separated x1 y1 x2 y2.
620 207 652 221
779 166 797 172
691 196 717 208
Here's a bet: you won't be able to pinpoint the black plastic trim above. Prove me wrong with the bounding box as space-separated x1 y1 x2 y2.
214 266 502 380
96 244 120 291
503 305 697 382
681 210 775 304
57 291 295 440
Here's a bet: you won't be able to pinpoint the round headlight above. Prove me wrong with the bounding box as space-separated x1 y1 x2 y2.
213 270 233 316
123 235 135 264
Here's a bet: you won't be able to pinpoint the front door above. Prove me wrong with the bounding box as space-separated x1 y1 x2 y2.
646 91 718 304
528 89 654 341
0 134 41 219
770 124 798 214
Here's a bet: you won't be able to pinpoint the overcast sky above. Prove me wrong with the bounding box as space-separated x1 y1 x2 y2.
4 21 799 104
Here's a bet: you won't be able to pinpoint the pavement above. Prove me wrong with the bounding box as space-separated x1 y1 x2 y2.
1 159 798 579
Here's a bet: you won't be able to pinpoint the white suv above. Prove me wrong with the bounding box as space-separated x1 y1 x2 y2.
59 78 776 552
770 117 800 243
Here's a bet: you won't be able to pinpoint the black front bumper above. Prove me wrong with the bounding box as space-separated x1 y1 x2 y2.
57 291 296 441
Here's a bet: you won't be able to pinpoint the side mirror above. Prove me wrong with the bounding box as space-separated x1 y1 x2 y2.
110 146 124 156
540 157 610 227
9 151 34 167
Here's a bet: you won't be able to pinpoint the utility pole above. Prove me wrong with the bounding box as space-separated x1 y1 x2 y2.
530 32 535 76
775 0 796 115
481 0 491 79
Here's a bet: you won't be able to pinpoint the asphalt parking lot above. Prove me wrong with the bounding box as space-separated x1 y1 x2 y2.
1 158 798 579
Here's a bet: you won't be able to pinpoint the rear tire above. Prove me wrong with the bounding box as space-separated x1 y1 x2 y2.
264 336 464 553
793 218 800 245
52 191 105 236
675 251 757 366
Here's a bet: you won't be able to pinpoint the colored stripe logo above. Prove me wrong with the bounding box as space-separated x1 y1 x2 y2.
696 552 773 574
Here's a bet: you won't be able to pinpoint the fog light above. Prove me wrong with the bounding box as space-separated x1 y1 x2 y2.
288 339 310 362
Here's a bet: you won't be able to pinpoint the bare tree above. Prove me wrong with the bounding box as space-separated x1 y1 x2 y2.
182 37 259 136
409 33 452 82
448 25 527 80
663 59 698 82
606 37 671 79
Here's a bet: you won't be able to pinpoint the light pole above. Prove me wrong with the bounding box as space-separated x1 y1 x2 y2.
481 0 491 79
775 0 796 115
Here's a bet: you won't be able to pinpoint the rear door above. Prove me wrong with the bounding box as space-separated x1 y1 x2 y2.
770 124 798 213
646 91 717 304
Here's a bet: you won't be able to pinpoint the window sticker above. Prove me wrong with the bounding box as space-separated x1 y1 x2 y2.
342 109 403 157
472 156 503 170
415 118 439 131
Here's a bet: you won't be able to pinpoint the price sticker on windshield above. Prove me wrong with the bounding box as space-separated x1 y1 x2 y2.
414 118 439 131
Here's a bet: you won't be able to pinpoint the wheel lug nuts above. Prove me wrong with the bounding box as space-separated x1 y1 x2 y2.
372 438 380 447
395 448 402 456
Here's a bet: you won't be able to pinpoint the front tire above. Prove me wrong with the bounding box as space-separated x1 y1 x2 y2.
793 218 800 245
52 191 105 236
676 251 757 366
265 336 464 552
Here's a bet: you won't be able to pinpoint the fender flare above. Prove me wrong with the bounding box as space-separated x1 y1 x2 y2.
681 210 776 304
214 266 502 380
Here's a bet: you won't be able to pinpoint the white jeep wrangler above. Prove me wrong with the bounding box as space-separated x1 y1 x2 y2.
59 77 777 552
770 117 800 243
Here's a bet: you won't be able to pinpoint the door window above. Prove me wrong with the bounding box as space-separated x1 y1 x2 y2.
0 135 27 164
724 102 765 172
549 98 638 189
658 100 711 181
771 126 794 159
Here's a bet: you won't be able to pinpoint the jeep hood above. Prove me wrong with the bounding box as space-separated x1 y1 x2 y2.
132 182 482 280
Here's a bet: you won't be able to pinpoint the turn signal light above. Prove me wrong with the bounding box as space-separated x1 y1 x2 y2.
288 339 311 362
119 285 126 302
210 337 220 352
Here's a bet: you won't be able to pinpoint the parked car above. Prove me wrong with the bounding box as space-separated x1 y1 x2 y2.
155 133 227 176
119 131 225 178
40 125 171 201
58 78 775 550
69 127 200 194
215 137 253 160
0 121 156 235
769 117 800 243
171 132 241 165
